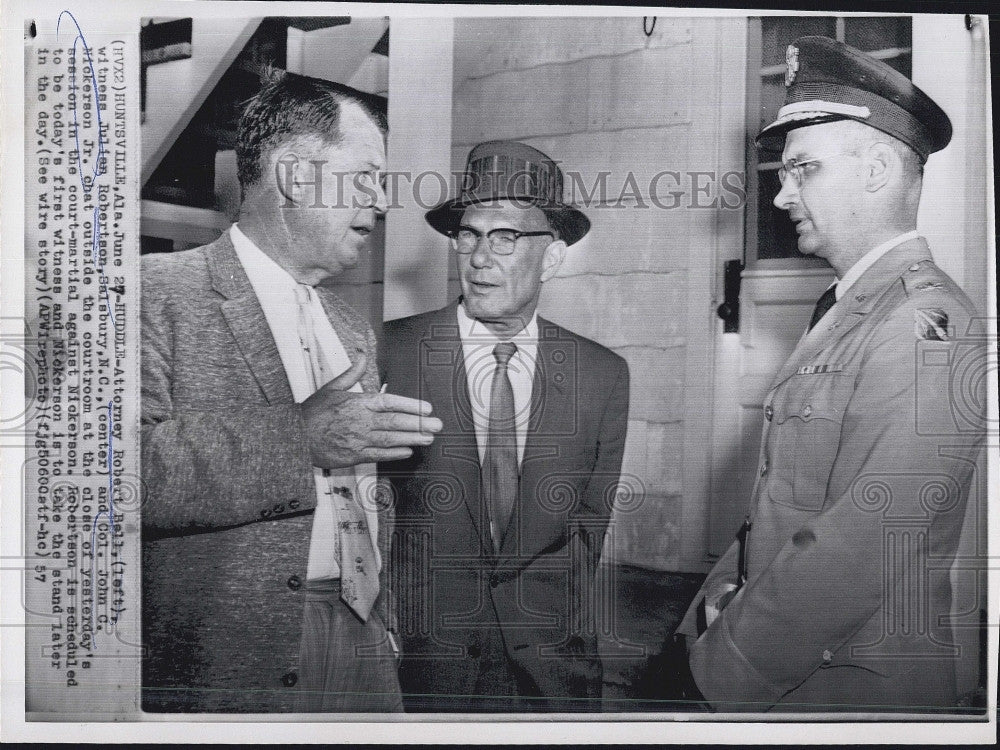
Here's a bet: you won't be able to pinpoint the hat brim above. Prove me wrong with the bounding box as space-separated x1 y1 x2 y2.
425 196 591 246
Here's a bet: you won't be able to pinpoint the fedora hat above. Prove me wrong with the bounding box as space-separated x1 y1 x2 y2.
425 140 591 246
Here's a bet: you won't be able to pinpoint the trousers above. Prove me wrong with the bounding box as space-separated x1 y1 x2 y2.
297 578 402 712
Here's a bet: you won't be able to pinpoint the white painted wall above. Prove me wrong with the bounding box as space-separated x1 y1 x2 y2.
912 14 991 310
450 17 748 570
382 17 454 321
912 14 992 701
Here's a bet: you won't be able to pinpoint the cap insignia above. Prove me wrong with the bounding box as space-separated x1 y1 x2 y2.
785 44 799 87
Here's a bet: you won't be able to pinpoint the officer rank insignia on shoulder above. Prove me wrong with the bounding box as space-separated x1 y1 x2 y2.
915 308 950 341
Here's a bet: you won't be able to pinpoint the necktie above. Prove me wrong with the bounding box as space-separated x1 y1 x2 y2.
294 285 379 621
482 342 519 554
808 285 838 331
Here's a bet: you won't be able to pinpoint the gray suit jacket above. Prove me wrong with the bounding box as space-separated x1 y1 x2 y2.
140 231 390 713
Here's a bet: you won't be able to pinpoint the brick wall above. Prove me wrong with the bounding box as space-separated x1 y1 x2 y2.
450 17 747 571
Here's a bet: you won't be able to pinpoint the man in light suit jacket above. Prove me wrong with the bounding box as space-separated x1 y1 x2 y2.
678 37 986 713
381 141 630 712
141 72 442 713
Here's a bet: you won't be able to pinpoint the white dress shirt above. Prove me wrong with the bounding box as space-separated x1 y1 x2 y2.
457 303 539 467
230 224 380 579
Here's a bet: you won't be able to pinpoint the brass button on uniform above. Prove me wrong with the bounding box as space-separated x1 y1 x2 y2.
802 404 812 417
764 404 774 421
822 649 833 663
281 671 298 687
286 575 302 591
759 460 769 477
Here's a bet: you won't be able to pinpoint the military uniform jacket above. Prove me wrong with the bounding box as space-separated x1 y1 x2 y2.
380 302 629 705
140 233 390 713
680 238 985 712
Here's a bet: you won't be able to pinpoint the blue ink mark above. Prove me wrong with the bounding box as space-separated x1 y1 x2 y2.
56 10 105 187
58 10 118 331
60 11 119 639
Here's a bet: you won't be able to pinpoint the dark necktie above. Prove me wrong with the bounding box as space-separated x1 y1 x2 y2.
808 285 838 331
483 342 518 554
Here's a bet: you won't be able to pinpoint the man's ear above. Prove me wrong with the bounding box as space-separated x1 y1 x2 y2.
865 142 894 193
540 239 567 283
271 145 305 208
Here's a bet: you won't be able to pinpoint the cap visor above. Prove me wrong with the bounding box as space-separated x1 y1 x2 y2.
756 112 845 151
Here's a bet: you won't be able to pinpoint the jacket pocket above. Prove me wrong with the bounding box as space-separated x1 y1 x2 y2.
768 376 845 511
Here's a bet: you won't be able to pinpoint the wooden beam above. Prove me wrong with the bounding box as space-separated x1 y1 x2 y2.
140 199 230 246
141 18 260 185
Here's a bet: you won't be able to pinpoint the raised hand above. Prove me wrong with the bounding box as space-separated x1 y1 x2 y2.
300 353 442 468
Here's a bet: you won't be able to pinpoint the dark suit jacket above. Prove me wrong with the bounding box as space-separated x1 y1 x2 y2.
380 301 630 706
140 232 391 713
679 239 985 712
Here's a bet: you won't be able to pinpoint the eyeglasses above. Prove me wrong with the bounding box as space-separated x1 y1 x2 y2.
449 226 554 255
777 150 856 187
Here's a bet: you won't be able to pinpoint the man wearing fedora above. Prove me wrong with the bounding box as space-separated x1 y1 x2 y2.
678 37 985 712
380 140 630 711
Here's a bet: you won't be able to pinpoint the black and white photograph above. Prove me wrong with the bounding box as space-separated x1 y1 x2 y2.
2 1 996 744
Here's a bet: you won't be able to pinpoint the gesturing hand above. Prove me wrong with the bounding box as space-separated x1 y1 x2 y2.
300 353 442 468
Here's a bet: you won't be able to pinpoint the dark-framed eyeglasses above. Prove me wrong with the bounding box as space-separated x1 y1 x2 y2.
449 226 554 255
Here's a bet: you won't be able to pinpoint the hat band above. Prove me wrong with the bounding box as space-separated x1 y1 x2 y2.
783 81 935 159
777 100 871 120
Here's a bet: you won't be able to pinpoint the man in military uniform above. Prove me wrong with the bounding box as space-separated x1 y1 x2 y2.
679 36 986 712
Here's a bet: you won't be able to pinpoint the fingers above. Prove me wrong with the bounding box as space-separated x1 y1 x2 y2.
374 392 436 416
326 352 367 391
369 430 437 449
358 446 414 463
372 411 443 433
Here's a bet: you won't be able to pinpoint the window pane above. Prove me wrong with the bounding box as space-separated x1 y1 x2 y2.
756 169 807 261
759 77 787 136
878 49 911 77
844 16 911 52
761 17 837 67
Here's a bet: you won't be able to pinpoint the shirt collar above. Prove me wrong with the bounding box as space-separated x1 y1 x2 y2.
835 230 921 299
230 223 301 295
456 301 538 348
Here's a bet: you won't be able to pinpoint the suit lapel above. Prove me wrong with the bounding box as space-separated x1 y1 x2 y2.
207 233 293 405
500 318 575 557
417 306 487 548
315 288 379 393
769 239 934 391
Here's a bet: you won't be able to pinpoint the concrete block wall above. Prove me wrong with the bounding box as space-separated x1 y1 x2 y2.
450 17 737 570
